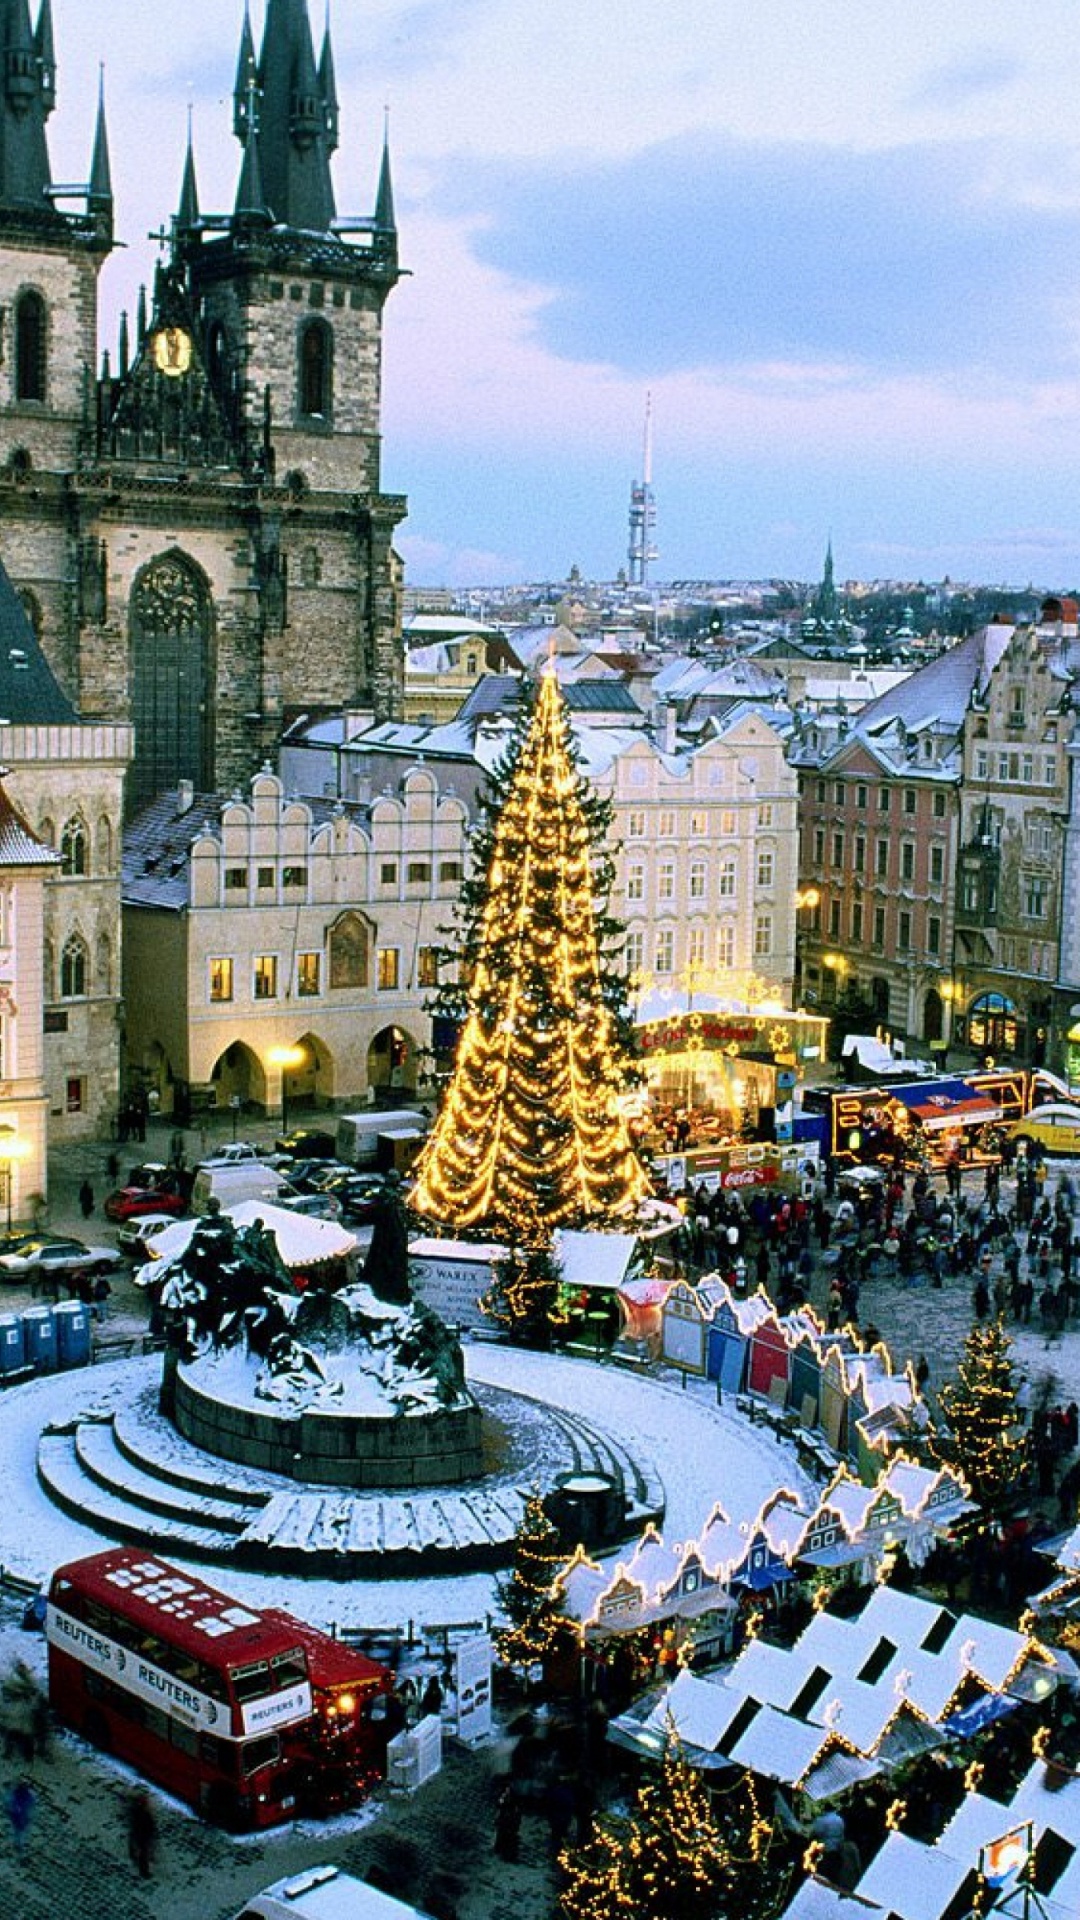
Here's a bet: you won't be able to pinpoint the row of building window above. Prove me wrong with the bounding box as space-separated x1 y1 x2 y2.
811 832 948 884
819 901 943 954
221 858 463 896
208 945 441 1004
624 803 778 837
973 749 1058 786
623 915 774 976
625 849 780 901
812 781 949 817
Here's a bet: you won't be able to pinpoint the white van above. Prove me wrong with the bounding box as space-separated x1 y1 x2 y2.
233 1864 433 1920
335 1109 427 1168
190 1161 288 1214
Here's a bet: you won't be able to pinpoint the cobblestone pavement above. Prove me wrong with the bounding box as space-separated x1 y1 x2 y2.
2 1115 1079 1916
0 1692 561 1920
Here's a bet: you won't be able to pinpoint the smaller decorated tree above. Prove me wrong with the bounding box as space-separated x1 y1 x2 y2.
935 1317 1030 1515
496 1489 569 1675
558 1734 735 1920
481 1245 564 1349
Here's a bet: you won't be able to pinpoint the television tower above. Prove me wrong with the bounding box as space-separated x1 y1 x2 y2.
627 394 658 587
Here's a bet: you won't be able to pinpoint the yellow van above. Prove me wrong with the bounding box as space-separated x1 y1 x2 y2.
1009 1104 1080 1155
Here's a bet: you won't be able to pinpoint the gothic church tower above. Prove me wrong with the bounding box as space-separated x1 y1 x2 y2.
0 0 406 811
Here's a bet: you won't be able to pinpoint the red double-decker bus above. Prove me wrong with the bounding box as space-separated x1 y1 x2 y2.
46 1549 394 1830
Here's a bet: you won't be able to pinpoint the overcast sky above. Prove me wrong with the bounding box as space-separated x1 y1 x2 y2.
48 1 1080 587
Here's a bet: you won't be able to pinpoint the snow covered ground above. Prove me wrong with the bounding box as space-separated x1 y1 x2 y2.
0 1343 813 1632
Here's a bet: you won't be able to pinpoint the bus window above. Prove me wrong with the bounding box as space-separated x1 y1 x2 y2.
232 1661 271 1703
200 1732 230 1769
242 1734 281 1777
271 1650 307 1691
171 1721 198 1758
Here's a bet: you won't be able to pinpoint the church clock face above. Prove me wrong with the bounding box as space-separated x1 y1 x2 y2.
150 326 193 378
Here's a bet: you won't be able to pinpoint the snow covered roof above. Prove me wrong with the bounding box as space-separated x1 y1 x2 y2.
149 1201 358 1271
554 1229 638 1291
643 1666 745 1751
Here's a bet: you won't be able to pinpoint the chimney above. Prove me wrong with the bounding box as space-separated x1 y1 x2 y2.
176 780 194 815
663 703 678 755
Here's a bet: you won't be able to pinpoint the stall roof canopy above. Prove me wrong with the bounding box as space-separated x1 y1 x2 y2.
889 1079 1001 1130
554 1230 638 1291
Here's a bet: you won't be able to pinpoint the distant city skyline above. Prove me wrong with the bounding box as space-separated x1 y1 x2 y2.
53 0 1080 586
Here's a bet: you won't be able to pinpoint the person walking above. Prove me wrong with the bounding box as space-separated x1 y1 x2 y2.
78 1179 94 1219
127 1785 157 1879
5 1778 34 1861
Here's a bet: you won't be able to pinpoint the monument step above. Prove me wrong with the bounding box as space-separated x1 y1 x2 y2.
112 1388 273 1506
75 1420 252 1533
37 1433 237 1559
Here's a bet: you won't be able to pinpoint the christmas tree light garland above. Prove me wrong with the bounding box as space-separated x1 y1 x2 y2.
413 668 651 1243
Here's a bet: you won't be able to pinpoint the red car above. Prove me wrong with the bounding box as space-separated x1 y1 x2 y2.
104 1185 188 1223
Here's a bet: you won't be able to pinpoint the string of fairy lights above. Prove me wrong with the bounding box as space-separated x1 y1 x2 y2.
413 666 651 1243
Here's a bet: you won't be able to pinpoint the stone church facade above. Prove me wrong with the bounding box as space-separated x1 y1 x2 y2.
0 0 406 818
0 0 408 1151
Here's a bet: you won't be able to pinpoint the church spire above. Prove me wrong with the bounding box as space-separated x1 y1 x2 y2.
251 0 336 233
87 68 113 246
319 7 338 155
233 1 258 142
375 114 396 236
176 112 200 232
34 0 55 116
0 0 54 214
233 118 271 231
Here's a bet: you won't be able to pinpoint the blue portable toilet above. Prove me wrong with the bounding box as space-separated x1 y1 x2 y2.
22 1305 57 1373
54 1300 91 1370
0 1311 24 1377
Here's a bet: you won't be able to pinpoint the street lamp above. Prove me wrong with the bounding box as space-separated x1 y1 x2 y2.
793 889 822 1007
268 1045 306 1138
0 1128 29 1236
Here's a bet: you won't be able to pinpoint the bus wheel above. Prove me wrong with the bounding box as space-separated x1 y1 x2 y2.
83 1709 111 1752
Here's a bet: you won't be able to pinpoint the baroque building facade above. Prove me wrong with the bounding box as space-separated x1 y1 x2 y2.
0 0 406 817
794 612 1078 1072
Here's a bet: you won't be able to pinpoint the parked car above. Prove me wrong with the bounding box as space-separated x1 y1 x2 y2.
0 1237 122 1283
334 1174 391 1224
274 1189 344 1222
197 1141 263 1166
274 1129 337 1161
105 1185 189 1223
116 1214 179 1261
299 1162 357 1194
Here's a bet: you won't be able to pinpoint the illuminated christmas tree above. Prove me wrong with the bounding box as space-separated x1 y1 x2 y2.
413 668 650 1244
496 1489 569 1673
558 1736 736 1920
935 1317 1029 1515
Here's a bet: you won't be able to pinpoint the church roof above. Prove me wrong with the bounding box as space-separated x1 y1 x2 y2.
0 554 76 725
0 780 57 867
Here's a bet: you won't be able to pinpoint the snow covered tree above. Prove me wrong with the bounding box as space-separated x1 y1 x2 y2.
558 1735 735 1920
935 1316 1030 1514
496 1489 569 1674
412 668 650 1246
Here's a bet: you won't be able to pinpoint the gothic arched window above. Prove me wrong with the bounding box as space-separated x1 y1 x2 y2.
129 551 213 811
329 913 368 989
60 818 87 877
95 815 113 874
298 319 333 421
60 934 88 999
14 290 47 403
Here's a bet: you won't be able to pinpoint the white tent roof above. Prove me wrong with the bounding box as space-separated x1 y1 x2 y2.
148 1201 358 1272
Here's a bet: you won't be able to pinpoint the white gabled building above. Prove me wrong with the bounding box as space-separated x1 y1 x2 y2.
122 768 468 1121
